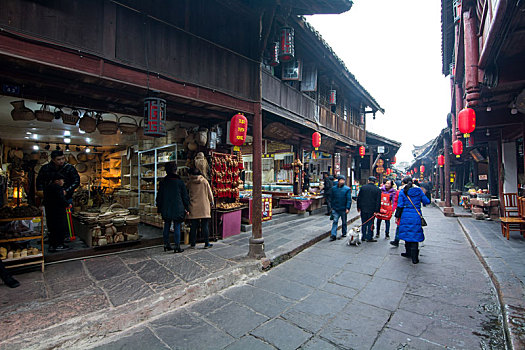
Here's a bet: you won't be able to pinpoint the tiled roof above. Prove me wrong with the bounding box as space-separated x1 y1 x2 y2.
301 17 384 113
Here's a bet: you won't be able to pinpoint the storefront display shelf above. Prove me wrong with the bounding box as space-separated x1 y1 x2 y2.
0 216 45 272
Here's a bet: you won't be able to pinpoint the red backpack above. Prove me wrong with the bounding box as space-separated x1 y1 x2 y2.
376 192 393 220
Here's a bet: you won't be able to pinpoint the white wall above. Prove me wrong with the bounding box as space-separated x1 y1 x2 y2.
502 142 518 194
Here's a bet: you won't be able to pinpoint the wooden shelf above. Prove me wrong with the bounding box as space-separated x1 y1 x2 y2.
2 253 43 263
0 216 42 222
0 235 43 243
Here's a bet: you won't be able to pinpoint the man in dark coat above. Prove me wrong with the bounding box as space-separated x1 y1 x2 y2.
323 173 334 215
0 260 20 288
36 150 80 201
156 162 190 253
357 176 382 242
329 175 352 241
44 172 71 252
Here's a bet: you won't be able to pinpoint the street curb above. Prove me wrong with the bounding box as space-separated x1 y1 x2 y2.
457 219 524 350
270 213 361 267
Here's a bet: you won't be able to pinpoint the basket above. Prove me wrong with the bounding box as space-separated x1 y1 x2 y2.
10 100 35 121
79 111 97 133
62 109 80 125
35 103 54 122
97 113 118 135
118 116 138 135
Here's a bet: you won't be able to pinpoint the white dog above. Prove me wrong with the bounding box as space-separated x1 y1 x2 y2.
346 227 362 246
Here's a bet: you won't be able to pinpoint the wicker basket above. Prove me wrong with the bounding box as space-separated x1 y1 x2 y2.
97 113 118 135
10 100 35 121
79 111 97 133
62 110 80 125
35 104 54 122
118 116 138 134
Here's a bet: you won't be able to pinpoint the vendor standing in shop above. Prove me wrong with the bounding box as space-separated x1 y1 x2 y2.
43 172 71 252
36 150 80 203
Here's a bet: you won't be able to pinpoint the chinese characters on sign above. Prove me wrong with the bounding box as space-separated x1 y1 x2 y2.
144 97 167 137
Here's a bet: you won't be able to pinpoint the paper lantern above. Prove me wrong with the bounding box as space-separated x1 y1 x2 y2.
453 139 463 158
312 132 321 150
458 108 476 138
229 113 248 146
391 156 396 165
438 155 445 167
420 165 425 174
329 90 337 105
413 167 417 173
359 146 366 158
144 97 167 137
269 41 279 67
279 27 295 62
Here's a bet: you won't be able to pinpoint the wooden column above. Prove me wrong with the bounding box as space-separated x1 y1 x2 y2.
444 134 453 215
248 104 264 259
440 164 445 201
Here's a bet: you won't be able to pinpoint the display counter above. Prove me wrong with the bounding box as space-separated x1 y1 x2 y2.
240 194 272 224
212 207 245 239
278 195 323 214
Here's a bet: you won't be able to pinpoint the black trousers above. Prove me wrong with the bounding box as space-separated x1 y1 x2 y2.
46 207 67 247
190 218 210 246
0 260 13 284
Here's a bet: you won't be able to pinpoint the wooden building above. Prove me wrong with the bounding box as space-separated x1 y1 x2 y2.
441 0 525 214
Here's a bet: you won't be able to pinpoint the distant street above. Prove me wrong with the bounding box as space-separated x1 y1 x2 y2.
92 207 505 350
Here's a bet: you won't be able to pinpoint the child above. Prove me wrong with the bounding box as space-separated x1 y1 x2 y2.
44 172 71 252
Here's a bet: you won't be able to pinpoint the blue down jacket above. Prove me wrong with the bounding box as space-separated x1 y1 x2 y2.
397 186 430 242
331 184 352 211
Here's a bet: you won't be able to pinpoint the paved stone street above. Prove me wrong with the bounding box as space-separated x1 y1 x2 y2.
87 207 507 350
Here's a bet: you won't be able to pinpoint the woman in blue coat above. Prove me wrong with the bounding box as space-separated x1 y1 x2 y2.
397 177 430 264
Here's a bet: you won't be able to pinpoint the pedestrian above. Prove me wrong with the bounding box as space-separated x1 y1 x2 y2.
36 150 80 202
357 176 381 242
187 168 214 249
302 164 310 193
420 180 433 202
390 177 410 247
329 175 352 241
396 176 430 264
395 178 402 190
375 179 396 239
323 172 334 216
44 172 71 252
156 162 190 253
0 260 20 288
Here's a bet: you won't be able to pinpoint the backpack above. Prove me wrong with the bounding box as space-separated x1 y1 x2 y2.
375 192 393 220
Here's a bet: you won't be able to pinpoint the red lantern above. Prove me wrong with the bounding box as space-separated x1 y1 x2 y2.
453 139 463 158
359 146 366 158
229 113 248 146
438 155 445 167
279 27 295 62
312 132 321 150
420 165 425 174
458 108 476 138
391 156 396 165
269 41 279 67
413 167 417 173
329 90 337 105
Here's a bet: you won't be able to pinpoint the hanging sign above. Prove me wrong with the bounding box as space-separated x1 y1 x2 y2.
143 97 167 137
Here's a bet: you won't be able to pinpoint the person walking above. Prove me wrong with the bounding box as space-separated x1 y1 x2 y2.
323 173 334 216
396 176 430 264
329 175 352 241
187 168 214 249
357 176 381 242
375 179 396 239
156 162 190 253
44 172 71 252
390 177 409 247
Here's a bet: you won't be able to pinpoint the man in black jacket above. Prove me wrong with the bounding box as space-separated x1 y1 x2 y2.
36 150 80 201
44 172 71 252
357 176 382 242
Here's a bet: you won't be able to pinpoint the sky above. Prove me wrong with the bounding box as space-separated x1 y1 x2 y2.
306 0 451 163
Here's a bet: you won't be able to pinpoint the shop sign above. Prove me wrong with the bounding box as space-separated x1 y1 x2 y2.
263 122 295 141
479 174 488 181
143 97 167 137
334 153 341 176
450 172 456 183
2 84 20 95
377 146 385 154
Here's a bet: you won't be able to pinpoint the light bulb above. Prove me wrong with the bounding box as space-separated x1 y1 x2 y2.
85 147 91 153
64 131 71 136
64 138 71 144
486 106 492 112
86 137 91 143
32 145 39 151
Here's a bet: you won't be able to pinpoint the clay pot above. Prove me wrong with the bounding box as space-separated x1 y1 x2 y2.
11 100 35 121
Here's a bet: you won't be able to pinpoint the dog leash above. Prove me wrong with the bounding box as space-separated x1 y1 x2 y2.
356 214 376 228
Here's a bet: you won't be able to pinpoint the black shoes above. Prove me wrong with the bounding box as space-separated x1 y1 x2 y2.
390 240 399 247
174 247 184 253
56 244 71 251
48 244 71 253
341 234 347 238
411 249 419 264
366 239 377 242
204 244 213 249
4 276 20 288
385 234 390 239
329 236 337 241
164 245 173 252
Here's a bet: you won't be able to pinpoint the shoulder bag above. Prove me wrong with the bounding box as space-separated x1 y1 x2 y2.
407 195 428 227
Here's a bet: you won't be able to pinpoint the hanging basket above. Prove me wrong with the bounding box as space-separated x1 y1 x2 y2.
62 109 80 125
97 113 119 135
79 111 97 133
118 116 138 135
10 100 35 121
35 103 54 122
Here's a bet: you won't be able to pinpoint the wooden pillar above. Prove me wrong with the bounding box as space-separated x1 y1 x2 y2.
488 140 499 197
440 164 445 201
248 104 264 259
444 134 453 215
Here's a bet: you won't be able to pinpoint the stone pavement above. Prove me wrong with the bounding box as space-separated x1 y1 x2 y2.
0 208 359 350
458 217 525 349
87 207 506 350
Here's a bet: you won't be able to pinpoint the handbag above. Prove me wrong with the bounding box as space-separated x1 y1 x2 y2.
407 195 427 227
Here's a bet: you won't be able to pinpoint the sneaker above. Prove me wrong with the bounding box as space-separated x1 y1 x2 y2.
341 234 347 238
329 236 337 241
389 240 399 247
366 239 378 242
203 244 213 249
